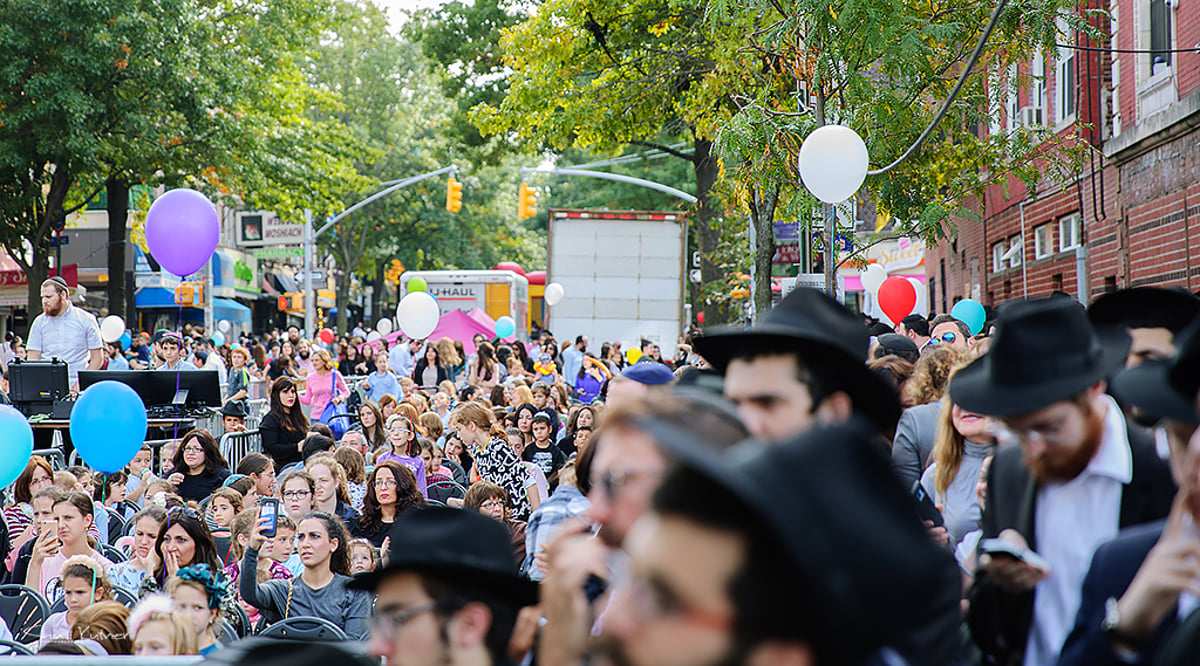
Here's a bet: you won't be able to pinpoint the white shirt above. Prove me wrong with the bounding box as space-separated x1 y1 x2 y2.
27 303 102 385
204 352 228 387
1026 395 1132 666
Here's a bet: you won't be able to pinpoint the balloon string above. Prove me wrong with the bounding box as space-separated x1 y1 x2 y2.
173 283 184 443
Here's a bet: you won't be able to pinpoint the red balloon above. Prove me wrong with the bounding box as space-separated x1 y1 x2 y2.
878 277 917 324
319 328 334 344
696 311 705 325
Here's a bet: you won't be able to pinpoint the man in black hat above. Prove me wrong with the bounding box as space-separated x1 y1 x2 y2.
1058 322 1200 665
898 313 931 348
949 297 1175 665
349 506 538 666
598 418 961 666
694 288 900 442
1088 287 1200 368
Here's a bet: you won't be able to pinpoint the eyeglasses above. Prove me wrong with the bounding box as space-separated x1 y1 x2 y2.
374 479 398 488
369 600 455 641
592 468 663 500
282 490 312 499
389 428 410 435
480 499 505 510
610 571 731 631
183 445 204 454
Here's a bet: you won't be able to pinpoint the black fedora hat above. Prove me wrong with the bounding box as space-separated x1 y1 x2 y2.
694 288 901 432
950 297 1130 417
348 506 538 606
220 401 247 419
1088 286 1200 333
1111 359 1197 425
642 417 960 664
1168 317 1200 407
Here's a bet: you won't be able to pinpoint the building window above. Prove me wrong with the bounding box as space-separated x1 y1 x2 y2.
988 70 1003 136
1150 0 1173 76
1031 49 1047 115
1034 223 1054 258
992 242 1007 273
1009 235 1023 268
1055 18 1076 123
1059 213 1081 251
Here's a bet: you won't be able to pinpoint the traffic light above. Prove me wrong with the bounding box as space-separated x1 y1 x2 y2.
445 176 463 213
517 182 537 220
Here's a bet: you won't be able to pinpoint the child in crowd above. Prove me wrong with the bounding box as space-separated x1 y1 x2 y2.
129 595 198 656
53 470 78 492
347 538 378 575
126 446 157 506
267 515 303 576
207 488 243 566
167 564 229 657
222 509 293 628
39 556 112 647
107 506 168 594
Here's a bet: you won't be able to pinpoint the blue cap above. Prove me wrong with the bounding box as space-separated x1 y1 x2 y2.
621 360 676 385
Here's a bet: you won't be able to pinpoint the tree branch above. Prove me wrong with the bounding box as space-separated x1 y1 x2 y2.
627 140 695 162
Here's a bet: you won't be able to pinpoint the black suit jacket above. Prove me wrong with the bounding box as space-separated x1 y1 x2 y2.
1057 520 1175 665
966 422 1175 665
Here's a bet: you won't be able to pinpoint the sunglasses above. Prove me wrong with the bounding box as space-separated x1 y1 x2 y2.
167 507 201 521
928 332 959 344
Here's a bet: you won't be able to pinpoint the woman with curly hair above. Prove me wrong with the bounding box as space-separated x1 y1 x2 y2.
352 461 423 547
241 510 371 639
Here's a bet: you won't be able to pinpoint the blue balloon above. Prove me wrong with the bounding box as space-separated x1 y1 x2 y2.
951 299 987 336
212 331 226 347
119 332 132 349
495 315 516 339
0 405 34 488
70 381 148 473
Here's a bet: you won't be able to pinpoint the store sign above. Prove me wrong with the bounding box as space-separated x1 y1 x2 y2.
876 238 926 273
772 244 802 265
236 211 303 248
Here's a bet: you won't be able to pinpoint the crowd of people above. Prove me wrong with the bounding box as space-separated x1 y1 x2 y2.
3 274 1200 666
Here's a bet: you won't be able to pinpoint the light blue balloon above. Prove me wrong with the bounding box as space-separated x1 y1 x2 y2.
951 299 987 336
69 381 148 473
212 331 226 347
119 332 132 349
495 315 516 338
0 405 34 488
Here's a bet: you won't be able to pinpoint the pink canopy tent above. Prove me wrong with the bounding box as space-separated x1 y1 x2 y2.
360 309 513 357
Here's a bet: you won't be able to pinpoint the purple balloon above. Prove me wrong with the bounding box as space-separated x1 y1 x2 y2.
144 189 220 277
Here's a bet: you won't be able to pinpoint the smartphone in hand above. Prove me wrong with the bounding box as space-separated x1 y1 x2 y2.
259 497 280 539
911 481 944 528
979 538 1052 572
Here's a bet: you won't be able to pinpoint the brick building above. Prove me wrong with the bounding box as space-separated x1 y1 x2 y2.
926 0 1200 311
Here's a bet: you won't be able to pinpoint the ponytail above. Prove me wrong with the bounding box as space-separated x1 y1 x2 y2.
449 401 506 439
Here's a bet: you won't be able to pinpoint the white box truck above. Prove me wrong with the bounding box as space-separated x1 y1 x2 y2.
546 208 685 349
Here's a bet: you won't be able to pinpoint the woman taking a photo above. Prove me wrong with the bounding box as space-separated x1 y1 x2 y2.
241 510 372 638
28 493 113 600
448 402 534 521
260 377 308 468
166 430 231 503
352 461 423 547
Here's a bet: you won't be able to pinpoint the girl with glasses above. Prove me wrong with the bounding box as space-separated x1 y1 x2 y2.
277 470 316 523
352 461 424 548
375 414 427 496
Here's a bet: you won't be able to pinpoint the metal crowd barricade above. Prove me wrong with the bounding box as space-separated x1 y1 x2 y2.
219 429 263 471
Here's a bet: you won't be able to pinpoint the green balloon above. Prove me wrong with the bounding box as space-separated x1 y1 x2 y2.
408 276 427 292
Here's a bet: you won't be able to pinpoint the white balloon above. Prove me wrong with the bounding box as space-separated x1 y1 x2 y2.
100 315 125 343
217 319 231 333
376 318 393 335
908 277 928 316
366 331 382 342
798 125 870 204
396 292 440 339
544 282 565 306
860 264 887 294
